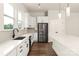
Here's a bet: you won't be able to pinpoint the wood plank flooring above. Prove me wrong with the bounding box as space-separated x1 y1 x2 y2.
28 42 57 56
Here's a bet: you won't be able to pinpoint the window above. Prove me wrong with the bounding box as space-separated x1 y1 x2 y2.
4 3 14 29
17 11 22 29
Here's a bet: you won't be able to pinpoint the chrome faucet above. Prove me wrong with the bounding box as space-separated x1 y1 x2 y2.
12 28 19 38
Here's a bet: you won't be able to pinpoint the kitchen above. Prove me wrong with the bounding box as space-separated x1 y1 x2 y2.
0 3 79 56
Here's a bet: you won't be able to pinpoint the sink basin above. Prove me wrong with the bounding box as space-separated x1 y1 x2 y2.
14 37 25 40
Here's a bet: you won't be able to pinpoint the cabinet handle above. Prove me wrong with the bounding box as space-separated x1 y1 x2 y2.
26 44 28 47
20 49 23 53
19 46 22 49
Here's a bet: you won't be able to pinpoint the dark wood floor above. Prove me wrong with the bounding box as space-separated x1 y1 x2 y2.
28 42 57 56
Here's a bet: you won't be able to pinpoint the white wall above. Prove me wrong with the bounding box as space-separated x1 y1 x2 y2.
48 10 65 42
0 3 29 43
66 12 79 36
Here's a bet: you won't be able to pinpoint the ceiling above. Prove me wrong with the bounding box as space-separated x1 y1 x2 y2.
24 3 79 12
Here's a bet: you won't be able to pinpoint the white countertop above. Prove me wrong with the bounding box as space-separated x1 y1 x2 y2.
53 34 79 55
0 33 32 56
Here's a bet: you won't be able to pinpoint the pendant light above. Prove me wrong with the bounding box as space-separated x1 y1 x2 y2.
66 3 70 16
58 4 61 19
38 3 40 8
58 12 61 19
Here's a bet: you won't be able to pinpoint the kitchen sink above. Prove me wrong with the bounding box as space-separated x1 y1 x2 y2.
14 37 25 40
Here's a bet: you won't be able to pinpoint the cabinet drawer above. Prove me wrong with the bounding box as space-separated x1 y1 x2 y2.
17 44 23 50
16 42 24 56
16 39 30 56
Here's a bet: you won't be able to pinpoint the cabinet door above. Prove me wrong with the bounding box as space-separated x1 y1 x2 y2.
42 17 48 23
28 17 32 27
28 16 36 28
7 48 16 56
37 17 43 23
33 33 37 42
16 39 29 56
16 42 24 56
23 39 29 56
37 17 48 23
24 13 30 28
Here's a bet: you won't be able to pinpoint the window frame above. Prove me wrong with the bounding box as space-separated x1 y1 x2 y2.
17 10 23 29
4 4 14 30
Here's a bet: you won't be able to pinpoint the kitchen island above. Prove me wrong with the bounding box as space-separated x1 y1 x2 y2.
52 34 79 56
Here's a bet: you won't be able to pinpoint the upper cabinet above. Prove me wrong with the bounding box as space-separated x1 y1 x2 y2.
27 16 37 28
24 13 29 28
26 16 49 29
37 16 48 23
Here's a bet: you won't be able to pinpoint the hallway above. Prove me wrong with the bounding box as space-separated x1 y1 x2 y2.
28 42 57 56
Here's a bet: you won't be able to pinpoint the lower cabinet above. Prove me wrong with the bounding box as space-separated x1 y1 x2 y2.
16 41 25 56
23 39 29 56
16 39 29 56
7 38 29 56
33 33 37 42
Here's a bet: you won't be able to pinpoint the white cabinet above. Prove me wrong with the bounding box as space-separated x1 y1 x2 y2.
7 48 16 56
4 37 30 56
27 16 36 28
33 33 37 42
27 16 48 28
37 16 48 23
24 39 29 55
27 16 48 30
37 17 43 23
16 41 24 56
7 40 28 56
24 12 30 28
16 38 29 56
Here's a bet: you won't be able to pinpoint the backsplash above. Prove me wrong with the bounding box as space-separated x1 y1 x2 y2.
14 29 27 38
0 29 27 43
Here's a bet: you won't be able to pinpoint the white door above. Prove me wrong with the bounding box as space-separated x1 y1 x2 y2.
33 33 37 42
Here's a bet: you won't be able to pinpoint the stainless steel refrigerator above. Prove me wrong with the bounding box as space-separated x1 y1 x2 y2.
38 23 48 43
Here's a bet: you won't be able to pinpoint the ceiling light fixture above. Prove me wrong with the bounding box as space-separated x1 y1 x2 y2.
58 4 61 19
38 3 40 8
66 3 70 16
